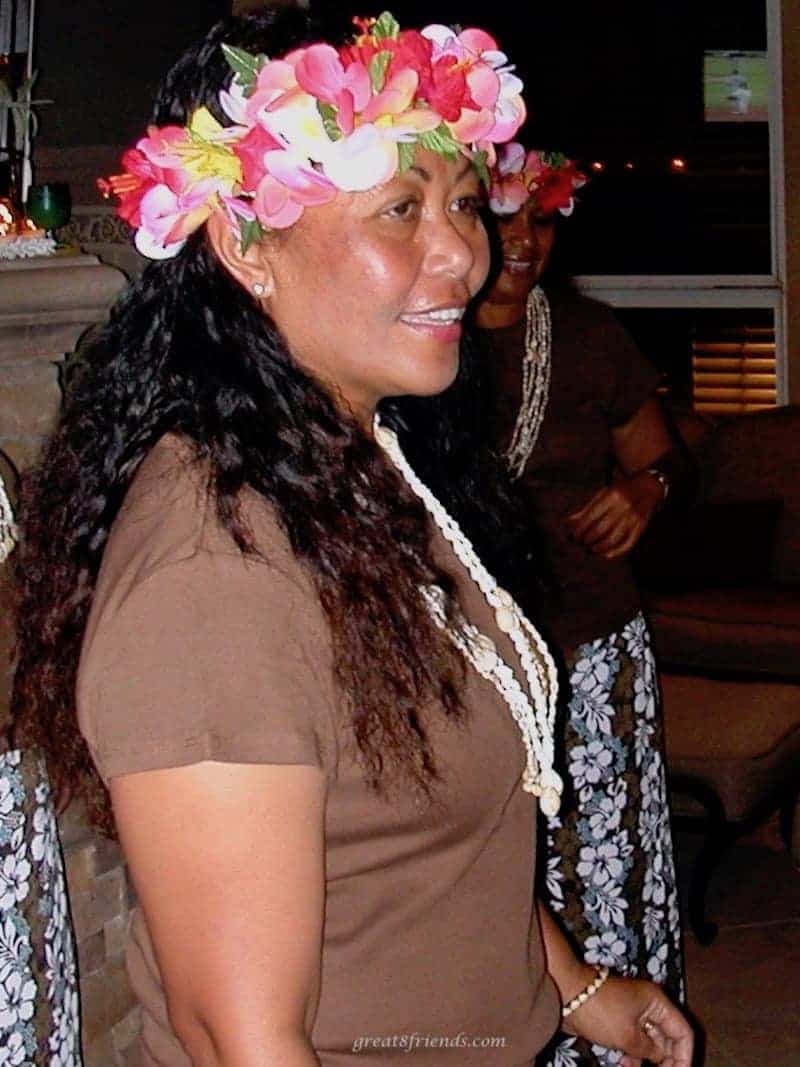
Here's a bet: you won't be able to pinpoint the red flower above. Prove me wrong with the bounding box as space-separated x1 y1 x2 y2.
233 124 282 192
427 55 474 122
386 31 434 95
97 147 165 228
533 164 586 216
342 31 433 103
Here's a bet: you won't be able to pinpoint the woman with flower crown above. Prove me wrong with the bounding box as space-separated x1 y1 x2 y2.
11 10 691 1065
475 145 693 1067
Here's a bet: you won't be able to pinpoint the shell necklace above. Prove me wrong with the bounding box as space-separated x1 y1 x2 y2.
505 285 552 482
374 419 563 816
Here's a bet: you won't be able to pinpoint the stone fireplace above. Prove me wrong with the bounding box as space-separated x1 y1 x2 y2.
0 251 142 1066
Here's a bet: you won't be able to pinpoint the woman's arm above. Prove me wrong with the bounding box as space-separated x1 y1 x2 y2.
568 397 694 560
538 903 693 1067
111 760 326 1066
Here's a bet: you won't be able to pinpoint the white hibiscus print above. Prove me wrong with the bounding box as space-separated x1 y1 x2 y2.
0 916 31 984
647 941 669 983
0 971 36 1029
0 854 31 912
0 1029 26 1065
585 928 629 970
577 839 627 889
569 739 615 791
586 881 629 928
586 786 626 838
549 1036 582 1065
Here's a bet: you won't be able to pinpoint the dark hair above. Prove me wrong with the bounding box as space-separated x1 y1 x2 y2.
11 9 522 835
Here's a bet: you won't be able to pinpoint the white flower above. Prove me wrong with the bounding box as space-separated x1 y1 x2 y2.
0 1029 26 1065
586 789 624 838
545 852 565 907
586 881 629 927
643 850 667 907
0 853 31 911
0 970 36 1028
0 915 31 983
32 803 57 865
577 841 624 887
647 941 669 983
584 928 629 969
642 906 666 951
590 1045 623 1066
549 1036 582 1066
569 740 614 790
0 780 14 820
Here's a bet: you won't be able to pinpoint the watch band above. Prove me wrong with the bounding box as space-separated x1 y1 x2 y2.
645 467 670 504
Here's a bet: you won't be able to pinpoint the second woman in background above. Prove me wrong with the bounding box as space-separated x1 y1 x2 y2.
476 145 690 1067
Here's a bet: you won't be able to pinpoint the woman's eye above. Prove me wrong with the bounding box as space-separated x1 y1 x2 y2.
384 198 419 221
452 195 483 216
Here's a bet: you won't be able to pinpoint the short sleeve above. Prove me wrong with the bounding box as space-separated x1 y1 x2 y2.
77 549 338 784
594 306 662 427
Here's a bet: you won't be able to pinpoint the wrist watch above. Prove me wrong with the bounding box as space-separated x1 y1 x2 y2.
645 467 670 505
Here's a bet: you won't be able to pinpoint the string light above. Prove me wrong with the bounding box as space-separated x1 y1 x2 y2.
623 161 636 171
670 157 687 172
589 160 605 173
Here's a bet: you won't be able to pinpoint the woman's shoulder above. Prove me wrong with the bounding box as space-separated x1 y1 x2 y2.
98 434 304 608
546 284 621 331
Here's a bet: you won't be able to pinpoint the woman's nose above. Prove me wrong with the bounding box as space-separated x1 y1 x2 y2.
424 217 476 279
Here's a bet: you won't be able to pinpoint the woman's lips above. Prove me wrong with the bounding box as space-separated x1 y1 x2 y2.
400 307 464 343
503 258 534 275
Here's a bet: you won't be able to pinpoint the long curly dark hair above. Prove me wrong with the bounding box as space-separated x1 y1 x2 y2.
11 9 524 835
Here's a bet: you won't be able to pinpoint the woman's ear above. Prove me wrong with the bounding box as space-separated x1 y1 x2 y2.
205 209 275 300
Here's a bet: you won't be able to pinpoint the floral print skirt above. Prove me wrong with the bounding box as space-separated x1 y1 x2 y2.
538 613 684 1067
0 748 81 1065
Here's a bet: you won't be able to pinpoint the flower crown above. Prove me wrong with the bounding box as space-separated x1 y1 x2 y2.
98 11 526 260
488 143 586 218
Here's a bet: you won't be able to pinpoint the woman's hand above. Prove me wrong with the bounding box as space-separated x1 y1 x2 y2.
564 973 693 1067
566 471 665 559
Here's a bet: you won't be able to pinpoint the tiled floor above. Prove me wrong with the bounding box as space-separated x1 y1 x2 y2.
675 819 800 1066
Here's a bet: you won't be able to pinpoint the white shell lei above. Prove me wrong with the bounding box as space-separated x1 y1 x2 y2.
505 285 552 482
374 420 563 816
0 476 17 564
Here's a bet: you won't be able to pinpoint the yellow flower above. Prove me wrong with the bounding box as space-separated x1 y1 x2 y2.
177 107 243 189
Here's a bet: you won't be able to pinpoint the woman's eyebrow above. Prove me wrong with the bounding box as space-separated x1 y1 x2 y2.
409 158 475 184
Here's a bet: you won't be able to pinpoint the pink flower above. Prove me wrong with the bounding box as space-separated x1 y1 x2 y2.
294 44 371 137
234 124 283 192
252 150 336 230
136 175 221 259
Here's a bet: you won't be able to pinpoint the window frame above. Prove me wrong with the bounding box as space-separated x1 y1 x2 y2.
574 0 787 405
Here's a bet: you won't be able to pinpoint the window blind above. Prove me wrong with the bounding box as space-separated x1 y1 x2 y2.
691 324 776 415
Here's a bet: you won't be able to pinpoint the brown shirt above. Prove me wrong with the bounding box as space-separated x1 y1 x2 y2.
479 288 661 649
77 436 559 1065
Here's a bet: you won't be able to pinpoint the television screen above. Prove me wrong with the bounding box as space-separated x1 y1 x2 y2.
704 50 769 122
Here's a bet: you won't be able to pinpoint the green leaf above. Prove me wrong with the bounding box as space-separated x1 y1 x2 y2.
397 140 417 173
544 150 568 169
221 44 264 95
369 51 392 94
419 123 460 159
373 11 400 41
317 101 342 142
239 217 264 255
472 149 490 190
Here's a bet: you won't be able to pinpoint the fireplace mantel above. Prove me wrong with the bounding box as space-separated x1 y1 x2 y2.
0 251 126 469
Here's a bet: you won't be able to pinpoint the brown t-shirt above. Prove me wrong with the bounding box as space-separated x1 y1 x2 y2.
479 288 661 650
77 436 559 1065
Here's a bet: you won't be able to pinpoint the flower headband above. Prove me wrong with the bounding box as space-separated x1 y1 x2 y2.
99 11 526 260
488 143 586 218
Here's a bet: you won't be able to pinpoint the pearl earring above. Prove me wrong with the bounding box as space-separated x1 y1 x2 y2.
253 282 266 297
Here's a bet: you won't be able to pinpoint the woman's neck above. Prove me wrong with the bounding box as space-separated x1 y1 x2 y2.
474 298 527 330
